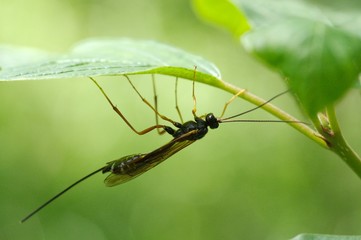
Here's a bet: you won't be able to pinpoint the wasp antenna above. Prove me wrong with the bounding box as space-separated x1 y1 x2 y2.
221 90 290 121
220 119 310 125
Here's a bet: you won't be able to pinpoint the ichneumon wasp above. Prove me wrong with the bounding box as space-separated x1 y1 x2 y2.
21 69 306 223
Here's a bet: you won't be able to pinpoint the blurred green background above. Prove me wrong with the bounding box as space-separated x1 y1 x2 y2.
0 0 360 239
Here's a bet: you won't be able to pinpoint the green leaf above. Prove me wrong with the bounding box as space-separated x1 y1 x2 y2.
242 17 361 116
0 45 54 68
0 38 222 87
192 0 250 36
292 233 361 240
199 0 361 116
237 0 361 116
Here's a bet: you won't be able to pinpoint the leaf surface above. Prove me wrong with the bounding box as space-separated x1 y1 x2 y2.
0 38 222 87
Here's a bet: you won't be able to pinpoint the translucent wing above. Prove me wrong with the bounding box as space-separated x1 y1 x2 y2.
103 154 147 187
104 130 198 187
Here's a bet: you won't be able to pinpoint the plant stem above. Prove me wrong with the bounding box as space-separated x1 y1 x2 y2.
213 80 329 148
181 72 360 178
326 106 361 179
212 79 361 179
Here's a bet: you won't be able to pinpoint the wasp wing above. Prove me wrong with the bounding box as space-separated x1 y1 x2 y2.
104 130 199 187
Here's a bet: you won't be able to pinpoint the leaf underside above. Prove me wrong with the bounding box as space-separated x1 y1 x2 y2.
0 38 222 87
193 0 361 116
239 0 361 116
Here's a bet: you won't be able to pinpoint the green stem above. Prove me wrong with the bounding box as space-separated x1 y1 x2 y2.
326 106 361 179
213 80 329 148
212 79 361 178
187 73 361 179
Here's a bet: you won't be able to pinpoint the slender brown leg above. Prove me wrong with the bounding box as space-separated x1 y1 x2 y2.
218 89 246 119
174 77 184 123
124 75 179 126
191 66 198 117
89 77 168 135
152 74 166 135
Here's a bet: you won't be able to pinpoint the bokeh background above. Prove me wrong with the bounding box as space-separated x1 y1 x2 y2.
0 0 360 239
